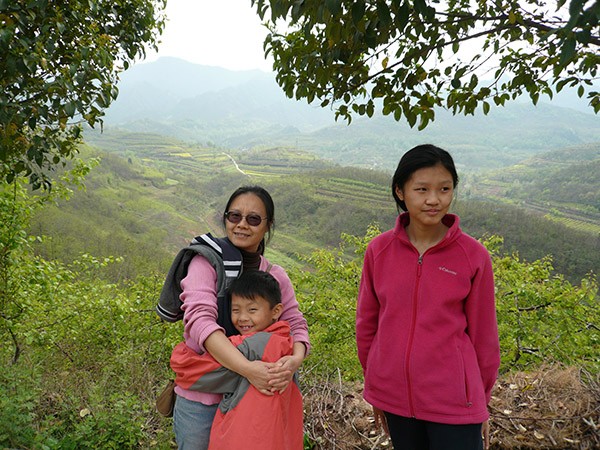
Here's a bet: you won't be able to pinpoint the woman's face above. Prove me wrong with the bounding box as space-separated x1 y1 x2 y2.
225 193 270 252
395 163 454 229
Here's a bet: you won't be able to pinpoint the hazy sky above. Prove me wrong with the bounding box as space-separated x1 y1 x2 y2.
144 0 273 72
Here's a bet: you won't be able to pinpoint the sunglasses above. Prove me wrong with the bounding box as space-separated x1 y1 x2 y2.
225 211 268 227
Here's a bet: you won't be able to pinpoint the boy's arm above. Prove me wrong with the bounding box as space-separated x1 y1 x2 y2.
170 341 243 394
171 332 278 394
204 330 277 395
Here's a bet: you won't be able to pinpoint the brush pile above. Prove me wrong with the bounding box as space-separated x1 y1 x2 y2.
302 365 600 450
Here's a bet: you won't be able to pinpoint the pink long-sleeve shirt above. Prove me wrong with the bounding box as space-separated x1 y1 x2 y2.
174 254 310 404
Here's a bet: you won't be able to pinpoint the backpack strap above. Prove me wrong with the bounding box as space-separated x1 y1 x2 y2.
156 233 242 337
192 234 242 297
203 235 242 336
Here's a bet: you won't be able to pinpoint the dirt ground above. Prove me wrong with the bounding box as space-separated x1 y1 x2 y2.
302 365 600 449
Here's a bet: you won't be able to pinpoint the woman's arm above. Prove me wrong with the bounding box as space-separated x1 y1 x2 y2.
265 341 306 392
180 256 277 395
204 329 278 395
263 263 310 390
179 255 224 354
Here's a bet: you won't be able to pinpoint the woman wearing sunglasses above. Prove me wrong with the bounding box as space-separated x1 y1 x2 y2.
172 185 310 450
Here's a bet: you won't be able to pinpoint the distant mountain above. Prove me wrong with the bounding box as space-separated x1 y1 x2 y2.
105 57 335 131
99 57 600 171
286 103 600 171
106 57 269 123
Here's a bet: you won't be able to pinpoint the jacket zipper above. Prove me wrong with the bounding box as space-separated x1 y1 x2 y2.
405 254 423 418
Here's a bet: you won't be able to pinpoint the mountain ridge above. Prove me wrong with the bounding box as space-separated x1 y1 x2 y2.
101 57 600 171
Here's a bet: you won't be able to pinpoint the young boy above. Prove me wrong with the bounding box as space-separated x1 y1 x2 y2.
170 270 303 450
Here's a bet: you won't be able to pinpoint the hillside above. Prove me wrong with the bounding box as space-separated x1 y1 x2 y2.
97 57 600 172
464 143 600 238
30 131 599 283
258 103 600 172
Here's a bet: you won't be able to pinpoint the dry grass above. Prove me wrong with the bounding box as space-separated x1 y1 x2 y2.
488 365 600 449
302 364 600 450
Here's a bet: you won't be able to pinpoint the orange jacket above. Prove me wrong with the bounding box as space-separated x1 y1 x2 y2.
171 321 303 450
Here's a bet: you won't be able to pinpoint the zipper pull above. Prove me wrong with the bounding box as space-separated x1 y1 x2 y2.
417 255 423 276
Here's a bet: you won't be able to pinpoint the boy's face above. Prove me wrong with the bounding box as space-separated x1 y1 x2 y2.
231 294 283 335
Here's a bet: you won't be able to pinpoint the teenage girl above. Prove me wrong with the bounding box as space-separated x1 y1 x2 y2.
356 145 500 450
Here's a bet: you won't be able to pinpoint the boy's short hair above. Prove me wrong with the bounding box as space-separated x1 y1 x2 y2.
228 270 282 308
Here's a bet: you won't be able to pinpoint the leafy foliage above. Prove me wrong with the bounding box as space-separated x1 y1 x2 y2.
0 163 93 362
252 0 600 127
1 168 599 447
488 235 600 375
292 226 380 379
0 0 166 189
294 229 599 383
1 176 180 448
0 233 179 448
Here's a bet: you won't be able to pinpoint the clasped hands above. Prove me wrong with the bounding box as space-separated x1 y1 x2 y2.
245 355 301 395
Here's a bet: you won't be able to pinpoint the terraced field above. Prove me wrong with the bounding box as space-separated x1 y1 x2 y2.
73 130 598 282
543 214 600 235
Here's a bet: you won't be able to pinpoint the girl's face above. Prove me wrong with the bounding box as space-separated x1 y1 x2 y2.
225 193 270 252
395 164 454 229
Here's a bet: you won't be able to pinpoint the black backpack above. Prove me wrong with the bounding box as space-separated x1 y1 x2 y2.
156 233 242 336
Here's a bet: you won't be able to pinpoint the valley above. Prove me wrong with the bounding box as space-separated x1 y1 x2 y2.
33 129 599 285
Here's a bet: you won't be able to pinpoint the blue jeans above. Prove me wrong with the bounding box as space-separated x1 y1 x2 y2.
173 395 218 450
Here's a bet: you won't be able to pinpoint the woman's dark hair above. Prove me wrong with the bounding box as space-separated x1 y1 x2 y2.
392 144 459 212
222 185 275 250
228 270 282 308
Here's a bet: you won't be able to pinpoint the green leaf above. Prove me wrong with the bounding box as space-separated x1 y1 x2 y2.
351 1 365 26
291 0 305 22
396 2 409 30
559 37 576 66
556 79 568 93
377 1 392 26
414 0 428 17
325 0 342 17
406 111 417 127
65 102 76 117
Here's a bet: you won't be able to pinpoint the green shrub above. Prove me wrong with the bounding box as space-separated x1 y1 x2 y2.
292 225 380 380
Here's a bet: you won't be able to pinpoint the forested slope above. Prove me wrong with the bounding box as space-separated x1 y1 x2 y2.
3 131 598 450
30 132 599 283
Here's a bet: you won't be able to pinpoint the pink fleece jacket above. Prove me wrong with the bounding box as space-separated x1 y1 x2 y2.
174 255 310 404
356 213 500 425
